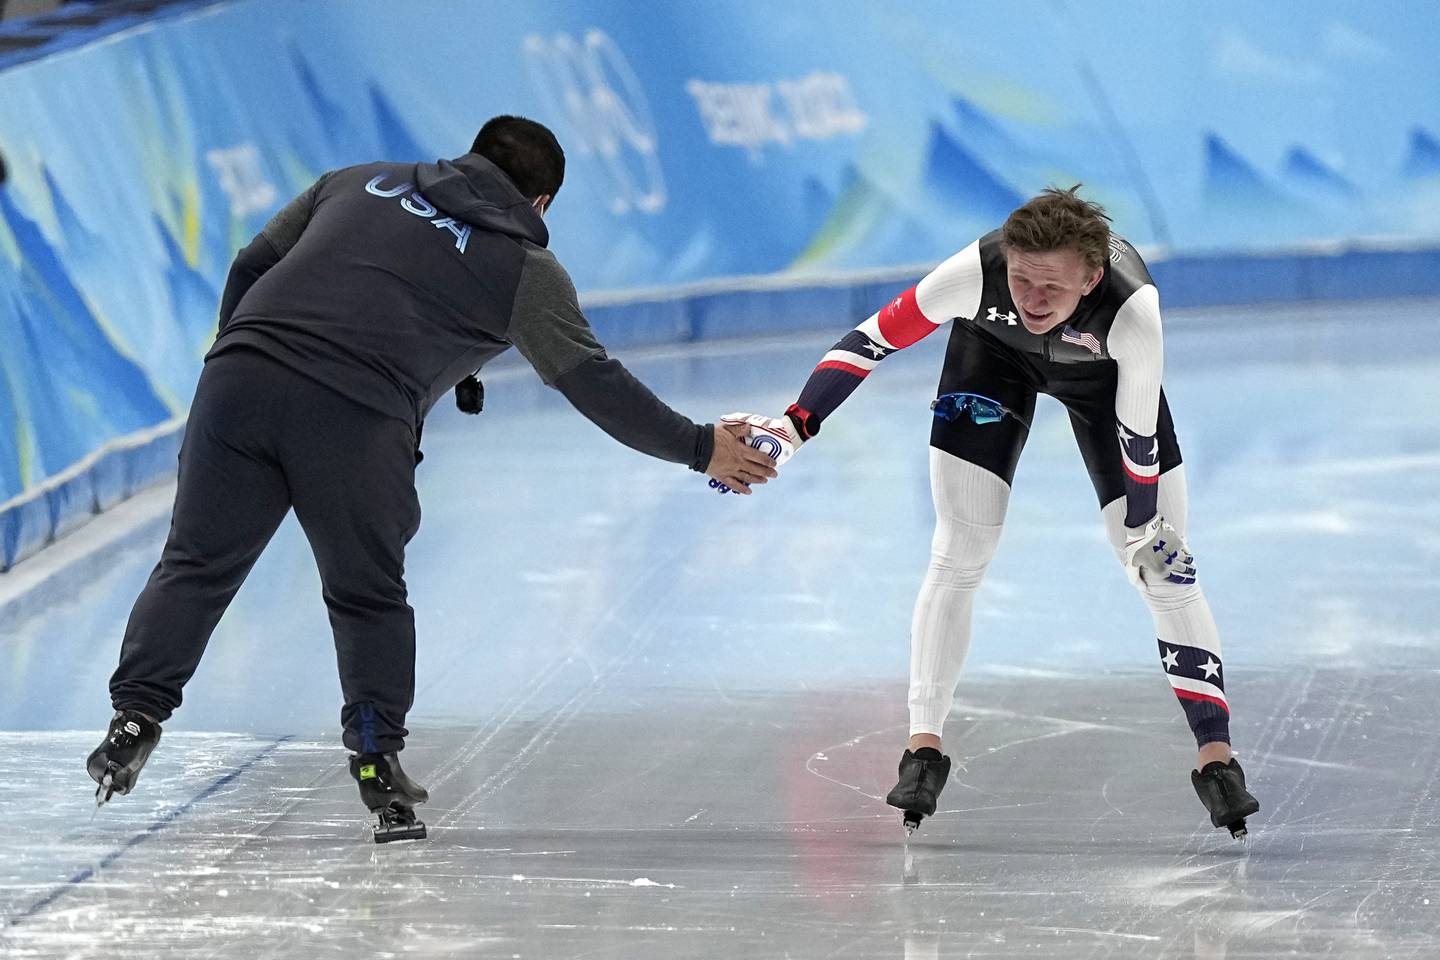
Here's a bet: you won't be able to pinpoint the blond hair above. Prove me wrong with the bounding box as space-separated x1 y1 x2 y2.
1002 185 1112 271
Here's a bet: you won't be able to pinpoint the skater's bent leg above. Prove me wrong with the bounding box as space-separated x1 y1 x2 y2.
1104 466 1233 755
908 449 1010 742
286 389 421 755
110 355 292 720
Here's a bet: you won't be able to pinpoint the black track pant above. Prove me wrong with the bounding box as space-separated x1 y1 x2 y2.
110 348 421 754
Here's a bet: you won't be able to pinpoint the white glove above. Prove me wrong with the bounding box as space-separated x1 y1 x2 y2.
707 412 802 495
1123 516 1197 586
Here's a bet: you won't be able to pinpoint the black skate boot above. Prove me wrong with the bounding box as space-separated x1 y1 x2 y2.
350 752 429 843
86 709 162 806
1191 758 1260 841
885 747 952 835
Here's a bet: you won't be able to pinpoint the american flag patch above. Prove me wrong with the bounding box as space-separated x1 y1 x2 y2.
1060 326 1102 355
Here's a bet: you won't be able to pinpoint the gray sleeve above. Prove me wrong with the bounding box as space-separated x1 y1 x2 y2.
552 356 715 471
509 247 712 470
507 247 605 386
216 174 329 331
259 172 328 258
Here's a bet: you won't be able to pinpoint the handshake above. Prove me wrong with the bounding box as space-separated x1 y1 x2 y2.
704 412 804 495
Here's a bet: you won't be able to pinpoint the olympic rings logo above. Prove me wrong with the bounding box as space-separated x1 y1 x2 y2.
750 435 784 460
522 29 667 216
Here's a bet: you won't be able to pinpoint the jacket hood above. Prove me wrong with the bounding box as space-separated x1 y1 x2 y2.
412 154 549 247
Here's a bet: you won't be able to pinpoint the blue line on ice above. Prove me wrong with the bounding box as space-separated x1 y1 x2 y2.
6 734 293 928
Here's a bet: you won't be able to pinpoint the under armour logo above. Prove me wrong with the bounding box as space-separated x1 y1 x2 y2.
986 307 1017 325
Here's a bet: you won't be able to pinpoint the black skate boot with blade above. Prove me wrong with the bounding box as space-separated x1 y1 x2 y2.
350 752 429 843
1191 758 1260 841
87 710 162 806
885 747 952 835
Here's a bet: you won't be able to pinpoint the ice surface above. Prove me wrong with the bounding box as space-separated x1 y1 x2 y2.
2 298 1438 957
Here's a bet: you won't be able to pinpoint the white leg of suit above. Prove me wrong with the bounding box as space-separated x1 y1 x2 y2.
1102 465 1230 743
907 448 1010 738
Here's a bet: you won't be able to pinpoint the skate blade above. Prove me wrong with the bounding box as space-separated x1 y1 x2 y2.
1227 818 1249 843
93 769 118 809
902 812 922 835
373 819 427 844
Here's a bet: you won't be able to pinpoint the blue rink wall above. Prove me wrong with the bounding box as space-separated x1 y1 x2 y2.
1 0 1439 569
5 244 1440 573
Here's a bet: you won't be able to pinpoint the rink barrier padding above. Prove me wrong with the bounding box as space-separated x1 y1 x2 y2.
1 419 183 572
2 243 1439 575
0 0 213 72
3 0 1439 577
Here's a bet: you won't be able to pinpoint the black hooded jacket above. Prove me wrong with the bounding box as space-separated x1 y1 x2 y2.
209 155 712 470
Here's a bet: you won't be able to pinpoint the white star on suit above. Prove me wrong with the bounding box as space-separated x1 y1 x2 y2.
1160 647 1180 671
1117 424 1134 444
864 342 888 358
1199 658 1221 680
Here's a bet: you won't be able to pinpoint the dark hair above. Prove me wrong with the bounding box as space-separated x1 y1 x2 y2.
470 115 565 201
1002 185 1112 271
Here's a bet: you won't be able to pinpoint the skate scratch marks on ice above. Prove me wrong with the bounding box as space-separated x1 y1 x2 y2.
803 725 904 801
503 873 677 889
438 624 654 826
6 734 293 929
1098 779 1125 821
1026 926 1161 942
964 720 1125 765
1259 752 1360 771
431 561 674 815
952 702 1135 736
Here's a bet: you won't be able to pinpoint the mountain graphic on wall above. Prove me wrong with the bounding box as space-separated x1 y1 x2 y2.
152 214 221 355
1401 127 1440 179
801 175 834 239
288 48 432 167
922 120 1025 227
1281 147 1358 204
41 158 209 408
1200 134 1310 240
0 191 170 494
290 47 360 163
370 84 431 163
42 167 106 266
948 96 1026 162
46 164 215 349
944 96 1155 243
791 163 936 270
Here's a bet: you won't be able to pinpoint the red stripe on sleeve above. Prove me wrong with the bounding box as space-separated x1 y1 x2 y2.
816 360 872 378
876 286 934 349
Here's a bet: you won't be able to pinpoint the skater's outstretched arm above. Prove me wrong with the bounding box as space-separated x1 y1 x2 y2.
783 240 984 441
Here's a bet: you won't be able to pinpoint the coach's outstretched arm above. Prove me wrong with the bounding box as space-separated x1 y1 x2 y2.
508 246 778 494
